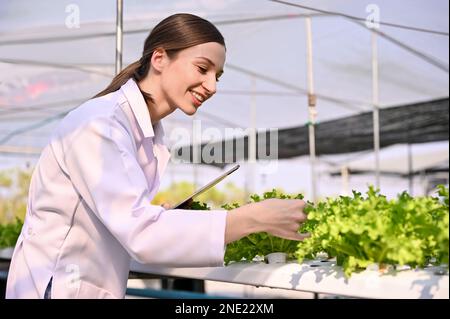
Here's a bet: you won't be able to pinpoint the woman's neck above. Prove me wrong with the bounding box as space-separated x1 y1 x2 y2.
137 76 176 125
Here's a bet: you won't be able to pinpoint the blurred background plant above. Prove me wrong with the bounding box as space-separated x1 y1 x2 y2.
151 181 249 209
0 167 31 247
0 167 31 224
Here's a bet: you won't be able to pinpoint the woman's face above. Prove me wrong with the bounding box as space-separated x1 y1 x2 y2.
160 42 226 115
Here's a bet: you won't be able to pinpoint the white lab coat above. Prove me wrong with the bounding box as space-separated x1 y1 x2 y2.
6 78 227 299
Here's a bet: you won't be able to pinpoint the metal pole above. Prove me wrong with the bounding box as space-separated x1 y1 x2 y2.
193 114 199 188
371 31 380 189
341 165 349 195
407 143 413 195
406 116 413 195
193 164 198 188
244 76 257 202
249 76 257 193
115 0 123 75
305 17 317 202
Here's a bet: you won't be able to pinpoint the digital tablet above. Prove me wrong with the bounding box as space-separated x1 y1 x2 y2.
173 164 240 209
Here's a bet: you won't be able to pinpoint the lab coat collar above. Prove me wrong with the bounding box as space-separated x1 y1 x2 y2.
120 78 165 140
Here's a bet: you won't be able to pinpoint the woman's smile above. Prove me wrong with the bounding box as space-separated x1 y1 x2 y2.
190 90 205 107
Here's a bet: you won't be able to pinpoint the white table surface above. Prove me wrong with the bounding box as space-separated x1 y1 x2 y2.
130 259 449 299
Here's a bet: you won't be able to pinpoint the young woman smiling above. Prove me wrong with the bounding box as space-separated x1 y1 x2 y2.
6 13 308 299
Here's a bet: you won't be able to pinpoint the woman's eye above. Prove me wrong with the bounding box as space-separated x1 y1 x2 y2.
197 66 207 74
197 65 220 82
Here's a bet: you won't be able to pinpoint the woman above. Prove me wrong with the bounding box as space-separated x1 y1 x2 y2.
6 13 308 299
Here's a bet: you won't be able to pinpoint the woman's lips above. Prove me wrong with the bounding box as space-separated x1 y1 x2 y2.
190 91 203 107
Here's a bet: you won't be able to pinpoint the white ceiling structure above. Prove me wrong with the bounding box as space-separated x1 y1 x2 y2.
0 0 448 198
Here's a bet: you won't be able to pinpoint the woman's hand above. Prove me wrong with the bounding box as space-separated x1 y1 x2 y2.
225 198 309 244
250 199 309 241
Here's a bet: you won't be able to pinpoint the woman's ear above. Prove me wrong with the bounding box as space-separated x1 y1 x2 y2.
150 48 167 73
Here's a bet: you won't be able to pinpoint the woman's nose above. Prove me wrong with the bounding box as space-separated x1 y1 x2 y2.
203 74 217 96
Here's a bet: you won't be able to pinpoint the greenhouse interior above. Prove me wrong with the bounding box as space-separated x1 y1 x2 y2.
0 0 448 301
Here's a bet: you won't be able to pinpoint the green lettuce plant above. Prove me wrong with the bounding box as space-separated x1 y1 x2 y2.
181 186 449 277
296 185 449 277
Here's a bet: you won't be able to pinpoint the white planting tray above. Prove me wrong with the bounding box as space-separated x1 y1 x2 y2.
130 259 449 299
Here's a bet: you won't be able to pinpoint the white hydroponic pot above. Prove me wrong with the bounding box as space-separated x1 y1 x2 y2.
265 252 287 264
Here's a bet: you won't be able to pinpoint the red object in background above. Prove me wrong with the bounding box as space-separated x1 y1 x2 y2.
26 81 50 98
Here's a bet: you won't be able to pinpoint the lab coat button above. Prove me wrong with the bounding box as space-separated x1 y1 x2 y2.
27 228 33 236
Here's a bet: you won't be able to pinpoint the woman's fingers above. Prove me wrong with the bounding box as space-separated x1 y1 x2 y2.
285 201 308 223
288 199 306 210
281 232 311 242
260 198 311 241
296 232 311 240
242 198 311 241
161 203 172 209
293 211 308 223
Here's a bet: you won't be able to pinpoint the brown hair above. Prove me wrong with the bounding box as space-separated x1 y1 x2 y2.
94 13 225 103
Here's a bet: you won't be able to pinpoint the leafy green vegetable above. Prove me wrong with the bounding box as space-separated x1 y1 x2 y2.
296 185 449 277
0 217 23 248
188 200 211 211
179 185 449 276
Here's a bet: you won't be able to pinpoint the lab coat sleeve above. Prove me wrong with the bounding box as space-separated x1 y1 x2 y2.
61 116 227 267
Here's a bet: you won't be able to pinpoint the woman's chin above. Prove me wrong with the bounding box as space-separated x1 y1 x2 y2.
179 105 198 116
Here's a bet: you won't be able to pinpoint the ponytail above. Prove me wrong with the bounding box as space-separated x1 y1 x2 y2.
93 57 153 104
